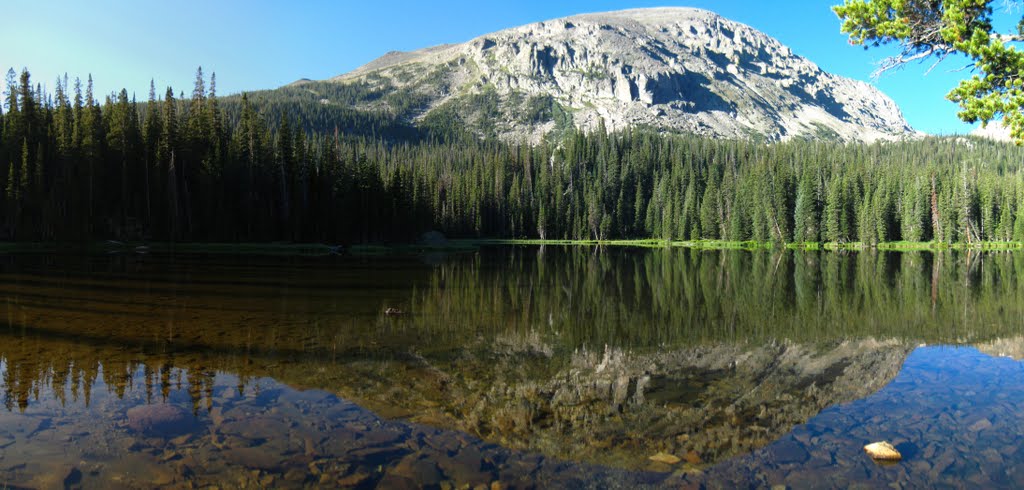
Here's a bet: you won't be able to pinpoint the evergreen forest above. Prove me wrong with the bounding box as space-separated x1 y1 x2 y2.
3 67 1024 246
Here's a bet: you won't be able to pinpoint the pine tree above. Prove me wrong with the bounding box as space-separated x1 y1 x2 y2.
793 169 820 243
699 173 721 239
161 86 179 239
900 176 926 242
823 176 844 243
3 69 17 115
858 188 878 246
79 75 102 236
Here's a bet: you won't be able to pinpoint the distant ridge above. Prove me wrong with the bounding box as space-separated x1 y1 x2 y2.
319 7 915 142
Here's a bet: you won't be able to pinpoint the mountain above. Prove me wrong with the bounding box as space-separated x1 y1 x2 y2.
320 7 915 142
971 119 1013 142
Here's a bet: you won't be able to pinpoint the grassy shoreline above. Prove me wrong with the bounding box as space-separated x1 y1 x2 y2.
468 238 1024 251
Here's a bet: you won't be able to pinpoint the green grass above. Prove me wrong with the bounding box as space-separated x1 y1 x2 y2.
463 238 1024 252
467 238 672 247
462 239 770 251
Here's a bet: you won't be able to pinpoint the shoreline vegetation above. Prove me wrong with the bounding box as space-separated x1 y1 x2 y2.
471 238 1024 251
0 239 1023 256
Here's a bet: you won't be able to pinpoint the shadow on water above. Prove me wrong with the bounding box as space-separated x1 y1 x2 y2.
0 247 1023 486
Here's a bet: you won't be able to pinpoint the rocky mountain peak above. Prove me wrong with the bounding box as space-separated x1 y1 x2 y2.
330 7 916 143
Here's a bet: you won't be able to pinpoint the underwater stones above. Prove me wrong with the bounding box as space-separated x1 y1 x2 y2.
208 407 226 427
771 440 810 465
334 470 373 487
649 452 681 464
968 418 993 432
387 455 444 486
219 417 292 441
357 428 404 448
224 446 282 471
0 414 45 439
377 473 422 490
435 448 494 485
863 441 902 461
126 404 198 437
683 450 702 465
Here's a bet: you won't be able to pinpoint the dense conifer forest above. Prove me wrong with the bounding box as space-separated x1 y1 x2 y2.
3 67 1024 245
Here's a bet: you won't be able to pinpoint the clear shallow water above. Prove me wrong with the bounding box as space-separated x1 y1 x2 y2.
691 346 1024 488
0 367 660 489
0 247 1023 488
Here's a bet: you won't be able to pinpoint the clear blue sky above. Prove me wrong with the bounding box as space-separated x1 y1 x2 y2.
3 0 1014 135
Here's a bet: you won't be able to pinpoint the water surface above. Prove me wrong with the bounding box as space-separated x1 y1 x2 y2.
0 247 1022 488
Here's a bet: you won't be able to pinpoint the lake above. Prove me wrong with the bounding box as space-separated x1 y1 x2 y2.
0 246 1022 488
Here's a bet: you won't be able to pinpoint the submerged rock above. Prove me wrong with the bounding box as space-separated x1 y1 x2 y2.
863 441 901 461
649 452 681 465
126 404 198 437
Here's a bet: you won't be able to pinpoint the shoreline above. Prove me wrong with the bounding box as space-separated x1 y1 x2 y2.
466 239 1024 251
0 239 1020 256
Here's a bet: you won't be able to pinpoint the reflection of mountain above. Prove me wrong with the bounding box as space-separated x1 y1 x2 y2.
686 345 1024 487
0 320 912 470
340 336 914 470
0 248 1023 470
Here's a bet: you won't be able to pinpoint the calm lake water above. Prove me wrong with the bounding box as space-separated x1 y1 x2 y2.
1 246 1023 488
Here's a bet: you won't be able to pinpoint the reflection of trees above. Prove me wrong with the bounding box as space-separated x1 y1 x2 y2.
410 248 1024 348
0 338 223 413
2 249 1024 413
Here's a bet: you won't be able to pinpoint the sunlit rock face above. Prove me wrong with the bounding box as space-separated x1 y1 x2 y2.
331 8 915 143
970 119 1013 142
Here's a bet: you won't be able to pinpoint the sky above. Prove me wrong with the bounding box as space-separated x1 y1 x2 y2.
3 0 1019 135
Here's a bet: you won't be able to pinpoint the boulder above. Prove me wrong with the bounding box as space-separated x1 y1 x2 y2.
649 452 681 464
863 441 902 461
126 404 198 437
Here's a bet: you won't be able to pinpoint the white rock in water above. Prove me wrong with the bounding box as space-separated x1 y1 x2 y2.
863 441 902 461
649 451 681 464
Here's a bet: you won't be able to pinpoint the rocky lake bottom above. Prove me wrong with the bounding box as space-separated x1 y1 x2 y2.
1 247 1023 488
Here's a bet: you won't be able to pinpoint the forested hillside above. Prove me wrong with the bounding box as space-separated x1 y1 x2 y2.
2 67 1024 245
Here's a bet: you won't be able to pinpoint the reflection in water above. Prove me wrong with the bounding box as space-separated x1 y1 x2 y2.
693 346 1024 488
0 364 665 489
0 248 1022 486
407 247 1024 346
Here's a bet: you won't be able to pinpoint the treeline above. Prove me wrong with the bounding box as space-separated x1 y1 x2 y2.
0 68 426 242
4 67 1024 244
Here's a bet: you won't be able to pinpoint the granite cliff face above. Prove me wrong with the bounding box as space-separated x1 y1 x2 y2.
971 119 1013 142
329 8 915 142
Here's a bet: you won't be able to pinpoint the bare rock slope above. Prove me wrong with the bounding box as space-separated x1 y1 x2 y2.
331 7 915 142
